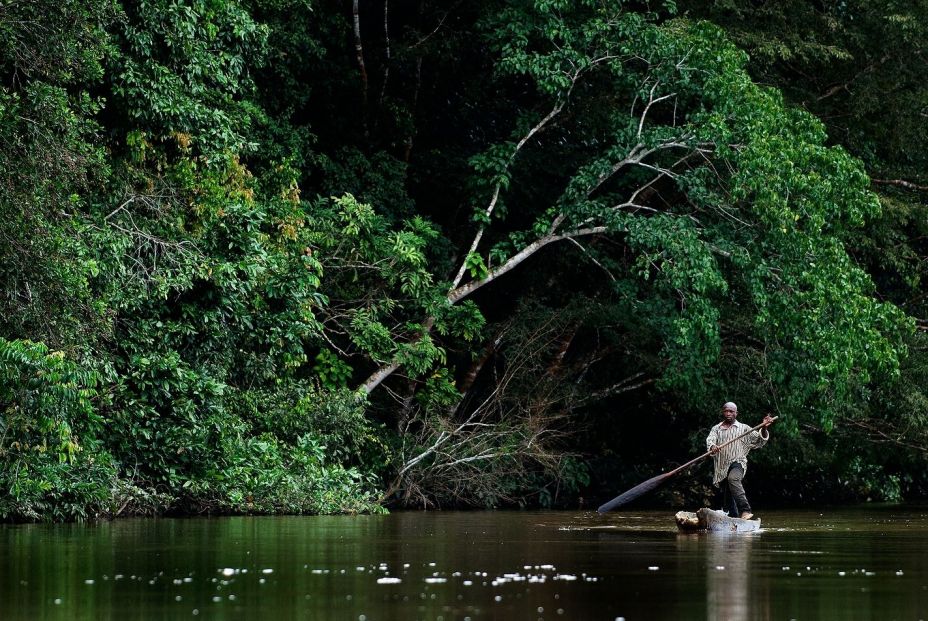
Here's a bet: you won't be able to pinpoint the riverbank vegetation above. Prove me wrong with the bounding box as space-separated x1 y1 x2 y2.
1 0 926 520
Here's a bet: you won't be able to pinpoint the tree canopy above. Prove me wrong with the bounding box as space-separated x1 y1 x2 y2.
0 0 924 519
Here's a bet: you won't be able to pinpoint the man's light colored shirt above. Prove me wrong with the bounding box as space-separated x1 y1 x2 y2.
706 420 769 486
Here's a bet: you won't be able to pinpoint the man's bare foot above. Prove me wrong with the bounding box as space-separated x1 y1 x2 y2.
740 512 754 520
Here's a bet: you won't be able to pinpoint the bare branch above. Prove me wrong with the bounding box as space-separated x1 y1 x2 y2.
638 83 677 137
447 227 608 305
872 178 928 192
583 138 695 201
451 82 577 290
565 237 615 281
409 2 461 48
580 373 655 404
844 419 928 454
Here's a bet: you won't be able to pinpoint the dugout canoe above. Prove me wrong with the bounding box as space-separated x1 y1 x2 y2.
675 508 761 533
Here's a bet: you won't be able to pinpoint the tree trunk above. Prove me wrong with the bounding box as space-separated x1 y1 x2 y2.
352 0 369 106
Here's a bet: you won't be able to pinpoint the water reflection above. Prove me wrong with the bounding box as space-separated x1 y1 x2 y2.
674 531 767 621
706 534 755 621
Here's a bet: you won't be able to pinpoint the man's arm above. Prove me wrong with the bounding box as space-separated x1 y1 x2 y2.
749 415 775 448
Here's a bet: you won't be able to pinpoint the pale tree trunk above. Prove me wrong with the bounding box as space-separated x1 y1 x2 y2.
352 0 368 106
378 0 390 109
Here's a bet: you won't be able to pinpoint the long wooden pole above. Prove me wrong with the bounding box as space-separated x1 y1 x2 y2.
597 416 777 513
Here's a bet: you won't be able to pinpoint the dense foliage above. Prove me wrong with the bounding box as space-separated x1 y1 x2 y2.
0 0 924 520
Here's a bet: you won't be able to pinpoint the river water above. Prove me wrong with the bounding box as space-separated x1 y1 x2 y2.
2 506 927 620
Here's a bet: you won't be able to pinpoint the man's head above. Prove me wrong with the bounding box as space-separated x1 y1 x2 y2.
721 402 738 424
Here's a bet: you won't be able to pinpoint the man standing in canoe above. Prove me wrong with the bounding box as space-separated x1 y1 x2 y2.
707 402 776 519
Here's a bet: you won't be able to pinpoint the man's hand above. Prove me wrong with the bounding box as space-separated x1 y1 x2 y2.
709 444 720 454
762 414 776 427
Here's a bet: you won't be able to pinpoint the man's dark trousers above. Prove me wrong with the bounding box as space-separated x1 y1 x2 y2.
721 463 750 517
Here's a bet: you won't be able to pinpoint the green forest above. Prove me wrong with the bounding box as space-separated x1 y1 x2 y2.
1 0 926 521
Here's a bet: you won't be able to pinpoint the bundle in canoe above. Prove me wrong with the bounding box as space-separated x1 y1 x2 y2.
675 508 761 533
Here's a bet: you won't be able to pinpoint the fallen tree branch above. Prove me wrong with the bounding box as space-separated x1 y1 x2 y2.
871 178 928 192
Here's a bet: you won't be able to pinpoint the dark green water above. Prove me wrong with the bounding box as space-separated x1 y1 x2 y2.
2 507 927 620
